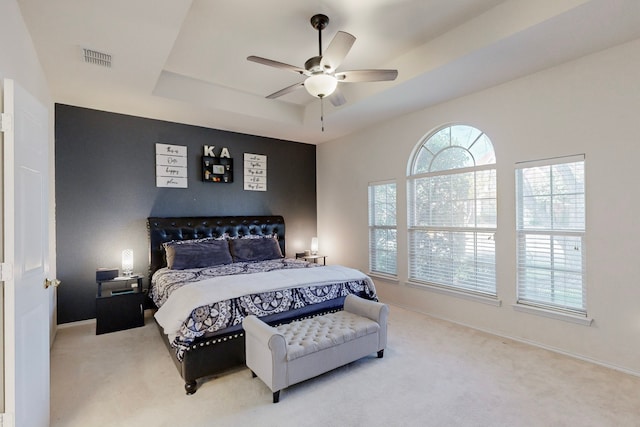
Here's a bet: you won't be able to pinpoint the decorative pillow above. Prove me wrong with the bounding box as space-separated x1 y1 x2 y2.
229 236 283 262
169 235 228 244
163 238 232 270
228 233 278 240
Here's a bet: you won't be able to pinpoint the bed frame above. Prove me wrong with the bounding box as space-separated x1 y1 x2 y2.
147 216 346 394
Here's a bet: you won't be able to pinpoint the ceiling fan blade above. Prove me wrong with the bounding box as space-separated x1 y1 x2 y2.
247 56 307 75
335 69 398 83
320 31 356 72
266 81 305 99
327 86 346 107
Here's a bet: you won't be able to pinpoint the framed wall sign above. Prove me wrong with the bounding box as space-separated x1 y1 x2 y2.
244 153 267 191
156 143 188 188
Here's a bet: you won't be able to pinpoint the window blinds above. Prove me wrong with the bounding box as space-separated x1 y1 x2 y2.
368 182 397 275
408 167 497 295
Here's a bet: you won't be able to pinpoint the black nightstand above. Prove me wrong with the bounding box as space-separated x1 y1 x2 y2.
96 276 145 335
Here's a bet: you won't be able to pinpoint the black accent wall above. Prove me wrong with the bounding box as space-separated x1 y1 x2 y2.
55 104 317 324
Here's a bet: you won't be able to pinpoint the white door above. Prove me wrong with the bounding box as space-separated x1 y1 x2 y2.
2 79 50 427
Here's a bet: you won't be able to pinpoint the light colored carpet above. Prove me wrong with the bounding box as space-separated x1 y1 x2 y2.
51 306 640 427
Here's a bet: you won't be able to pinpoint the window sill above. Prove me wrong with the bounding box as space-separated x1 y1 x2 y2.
405 281 501 307
368 272 400 284
512 303 593 326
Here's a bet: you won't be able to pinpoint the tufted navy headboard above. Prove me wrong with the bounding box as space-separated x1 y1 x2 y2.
147 216 286 279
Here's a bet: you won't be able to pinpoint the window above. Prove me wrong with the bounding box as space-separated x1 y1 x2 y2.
368 181 397 276
408 125 497 295
516 155 586 315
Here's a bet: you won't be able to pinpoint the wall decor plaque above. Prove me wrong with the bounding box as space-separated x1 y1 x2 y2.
156 143 187 188
244 153 267 191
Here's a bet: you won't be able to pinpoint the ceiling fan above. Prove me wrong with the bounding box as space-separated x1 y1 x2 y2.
247 13 398 119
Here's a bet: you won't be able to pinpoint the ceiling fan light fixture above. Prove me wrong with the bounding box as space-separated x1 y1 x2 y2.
304 73 337 98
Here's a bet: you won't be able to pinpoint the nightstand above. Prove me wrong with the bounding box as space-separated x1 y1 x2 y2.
96 275 145 335
295 254 327 265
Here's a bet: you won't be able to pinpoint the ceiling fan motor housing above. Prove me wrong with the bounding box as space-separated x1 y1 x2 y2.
304 56 324 73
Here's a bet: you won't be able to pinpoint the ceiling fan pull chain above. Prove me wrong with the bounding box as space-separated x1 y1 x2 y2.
320 96 325 132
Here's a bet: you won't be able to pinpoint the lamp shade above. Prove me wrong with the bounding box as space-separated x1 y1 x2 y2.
305 74 337 98
311 237 318 255
122 249 134 276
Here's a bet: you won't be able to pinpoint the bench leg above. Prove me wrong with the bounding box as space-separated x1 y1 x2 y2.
377 349 384 358
273 390 280 403
185 381 197 395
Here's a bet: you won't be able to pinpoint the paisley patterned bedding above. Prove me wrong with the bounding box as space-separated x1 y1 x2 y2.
151 258 377 361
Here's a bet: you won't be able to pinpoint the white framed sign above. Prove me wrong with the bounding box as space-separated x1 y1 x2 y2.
156 143 188 188
244 153 267 191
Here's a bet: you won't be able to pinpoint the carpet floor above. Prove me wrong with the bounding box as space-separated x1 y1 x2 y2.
51 305 640 427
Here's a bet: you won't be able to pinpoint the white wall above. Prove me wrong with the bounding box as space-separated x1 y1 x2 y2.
0 1 51 103
317 37 640 375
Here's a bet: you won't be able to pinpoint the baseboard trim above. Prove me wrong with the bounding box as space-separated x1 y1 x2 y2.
57 318 96 329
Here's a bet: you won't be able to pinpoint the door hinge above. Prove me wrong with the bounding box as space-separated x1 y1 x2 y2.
0 112 13 132
0 262 14 281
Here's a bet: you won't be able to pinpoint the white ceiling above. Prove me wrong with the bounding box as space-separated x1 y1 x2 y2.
17 0 640 144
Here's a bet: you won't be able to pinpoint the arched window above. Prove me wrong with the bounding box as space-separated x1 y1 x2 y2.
407 124 497 296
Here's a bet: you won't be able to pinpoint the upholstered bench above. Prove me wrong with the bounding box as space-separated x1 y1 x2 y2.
243 294 389 403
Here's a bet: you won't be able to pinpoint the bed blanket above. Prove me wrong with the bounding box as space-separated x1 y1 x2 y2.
151 259 377 361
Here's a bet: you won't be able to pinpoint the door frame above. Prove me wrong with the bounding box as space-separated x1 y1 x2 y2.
0 73 6 417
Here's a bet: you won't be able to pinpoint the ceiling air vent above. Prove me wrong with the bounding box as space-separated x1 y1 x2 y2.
82 48 112 68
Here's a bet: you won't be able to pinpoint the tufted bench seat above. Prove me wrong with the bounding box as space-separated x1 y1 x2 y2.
243 294 389 403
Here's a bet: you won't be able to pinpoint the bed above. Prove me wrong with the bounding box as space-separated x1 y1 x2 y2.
147 216 378 394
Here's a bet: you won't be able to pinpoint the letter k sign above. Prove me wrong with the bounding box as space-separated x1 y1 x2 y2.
203 145 215 157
